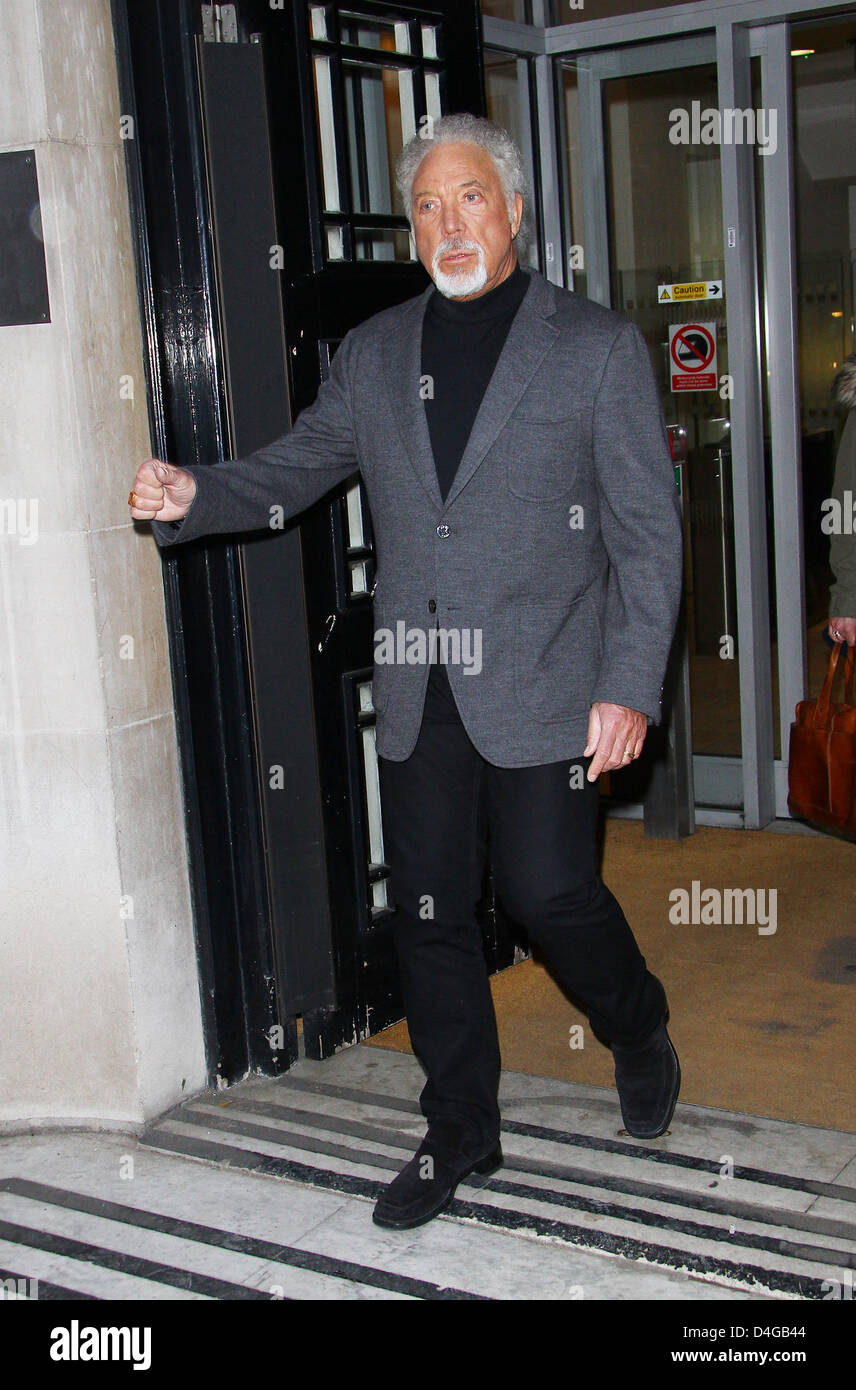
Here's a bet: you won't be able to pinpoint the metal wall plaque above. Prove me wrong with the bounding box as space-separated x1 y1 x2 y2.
0 150 50 326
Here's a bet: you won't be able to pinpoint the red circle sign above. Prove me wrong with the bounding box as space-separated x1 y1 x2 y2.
671 325 715 373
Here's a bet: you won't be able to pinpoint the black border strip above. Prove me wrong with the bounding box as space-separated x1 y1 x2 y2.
172 1098 856 1244
0 1181 487 1302
0 1219 285 1301
268 1075 856 1201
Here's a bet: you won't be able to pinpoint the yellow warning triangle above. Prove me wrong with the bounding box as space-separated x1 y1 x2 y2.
660 288 671 301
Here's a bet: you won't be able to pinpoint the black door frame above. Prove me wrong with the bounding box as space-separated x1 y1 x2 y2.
112 0 491 1086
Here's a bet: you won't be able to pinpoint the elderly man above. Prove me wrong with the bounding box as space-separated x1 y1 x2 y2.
129 114 684 1230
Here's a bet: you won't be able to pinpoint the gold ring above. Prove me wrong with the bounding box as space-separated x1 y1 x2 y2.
623 749 633 760
128 490 138 507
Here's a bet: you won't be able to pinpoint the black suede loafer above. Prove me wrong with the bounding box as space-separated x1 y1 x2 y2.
612 1016 680 1138
372 1121 503 1229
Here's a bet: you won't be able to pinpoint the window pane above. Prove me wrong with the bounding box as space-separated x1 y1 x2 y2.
354 226 413 261
484 51 539 269
340 12 411 55
343 61 405 215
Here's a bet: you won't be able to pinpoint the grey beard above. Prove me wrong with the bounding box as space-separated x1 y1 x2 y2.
431 241 488 298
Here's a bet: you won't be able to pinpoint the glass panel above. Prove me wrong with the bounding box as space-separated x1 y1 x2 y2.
312 55 340 211
790 18 856 705
325 223 345 259
340 12 411 55
309 5 327 40
345 483 369 594
425 70 442 124
421 24 438 60
484 50 519 131
397 66 416 144
484 51 540 270
602 65 740 767
343 60 404 215
353 226 413 261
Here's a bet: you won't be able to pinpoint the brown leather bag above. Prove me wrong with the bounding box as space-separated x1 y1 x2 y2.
788 641 856 838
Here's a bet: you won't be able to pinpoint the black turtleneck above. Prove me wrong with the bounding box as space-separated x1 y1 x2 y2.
422 261 530 503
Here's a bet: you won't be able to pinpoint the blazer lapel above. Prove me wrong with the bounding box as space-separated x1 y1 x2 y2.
381 284 443 510
380 270 560 513
443 271 560 509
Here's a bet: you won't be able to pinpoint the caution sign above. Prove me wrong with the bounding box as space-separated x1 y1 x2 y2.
659 280 723 303
669 322 717 392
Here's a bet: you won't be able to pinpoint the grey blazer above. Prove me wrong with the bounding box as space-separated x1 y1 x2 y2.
152 269 683 767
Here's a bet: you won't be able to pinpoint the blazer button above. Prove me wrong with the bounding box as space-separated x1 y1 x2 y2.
428 599 437 613
436 523 451 538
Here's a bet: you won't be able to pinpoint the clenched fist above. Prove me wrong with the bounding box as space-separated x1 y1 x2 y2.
128 458 197 523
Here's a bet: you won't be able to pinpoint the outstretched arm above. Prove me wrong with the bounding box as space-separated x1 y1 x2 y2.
129 329 362 546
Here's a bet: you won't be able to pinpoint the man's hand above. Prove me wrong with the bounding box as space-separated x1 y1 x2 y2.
828 617 856 647
128 458 197 523
584 701 647 782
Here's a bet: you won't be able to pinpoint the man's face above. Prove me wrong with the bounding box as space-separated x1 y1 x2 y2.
410 141 523 300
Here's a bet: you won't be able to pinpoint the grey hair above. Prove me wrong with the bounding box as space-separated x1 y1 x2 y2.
394 112 532 257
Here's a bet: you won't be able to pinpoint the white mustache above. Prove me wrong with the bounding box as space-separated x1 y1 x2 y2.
432 238 483 266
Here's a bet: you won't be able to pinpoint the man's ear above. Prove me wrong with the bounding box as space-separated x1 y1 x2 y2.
510 191 524 239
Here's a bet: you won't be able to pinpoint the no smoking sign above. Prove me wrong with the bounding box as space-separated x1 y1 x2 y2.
669 321 718 392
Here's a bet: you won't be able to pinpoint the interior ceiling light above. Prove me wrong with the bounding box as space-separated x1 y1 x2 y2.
790 48 815 56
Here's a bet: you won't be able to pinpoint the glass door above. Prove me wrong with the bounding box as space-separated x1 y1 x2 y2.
558 36 778 827
603 58 738 766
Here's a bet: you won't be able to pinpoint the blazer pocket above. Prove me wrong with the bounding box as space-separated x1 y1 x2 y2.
503 411 581 502
514 592 602 724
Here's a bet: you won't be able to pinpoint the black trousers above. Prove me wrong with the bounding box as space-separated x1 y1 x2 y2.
377 660 667 1155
